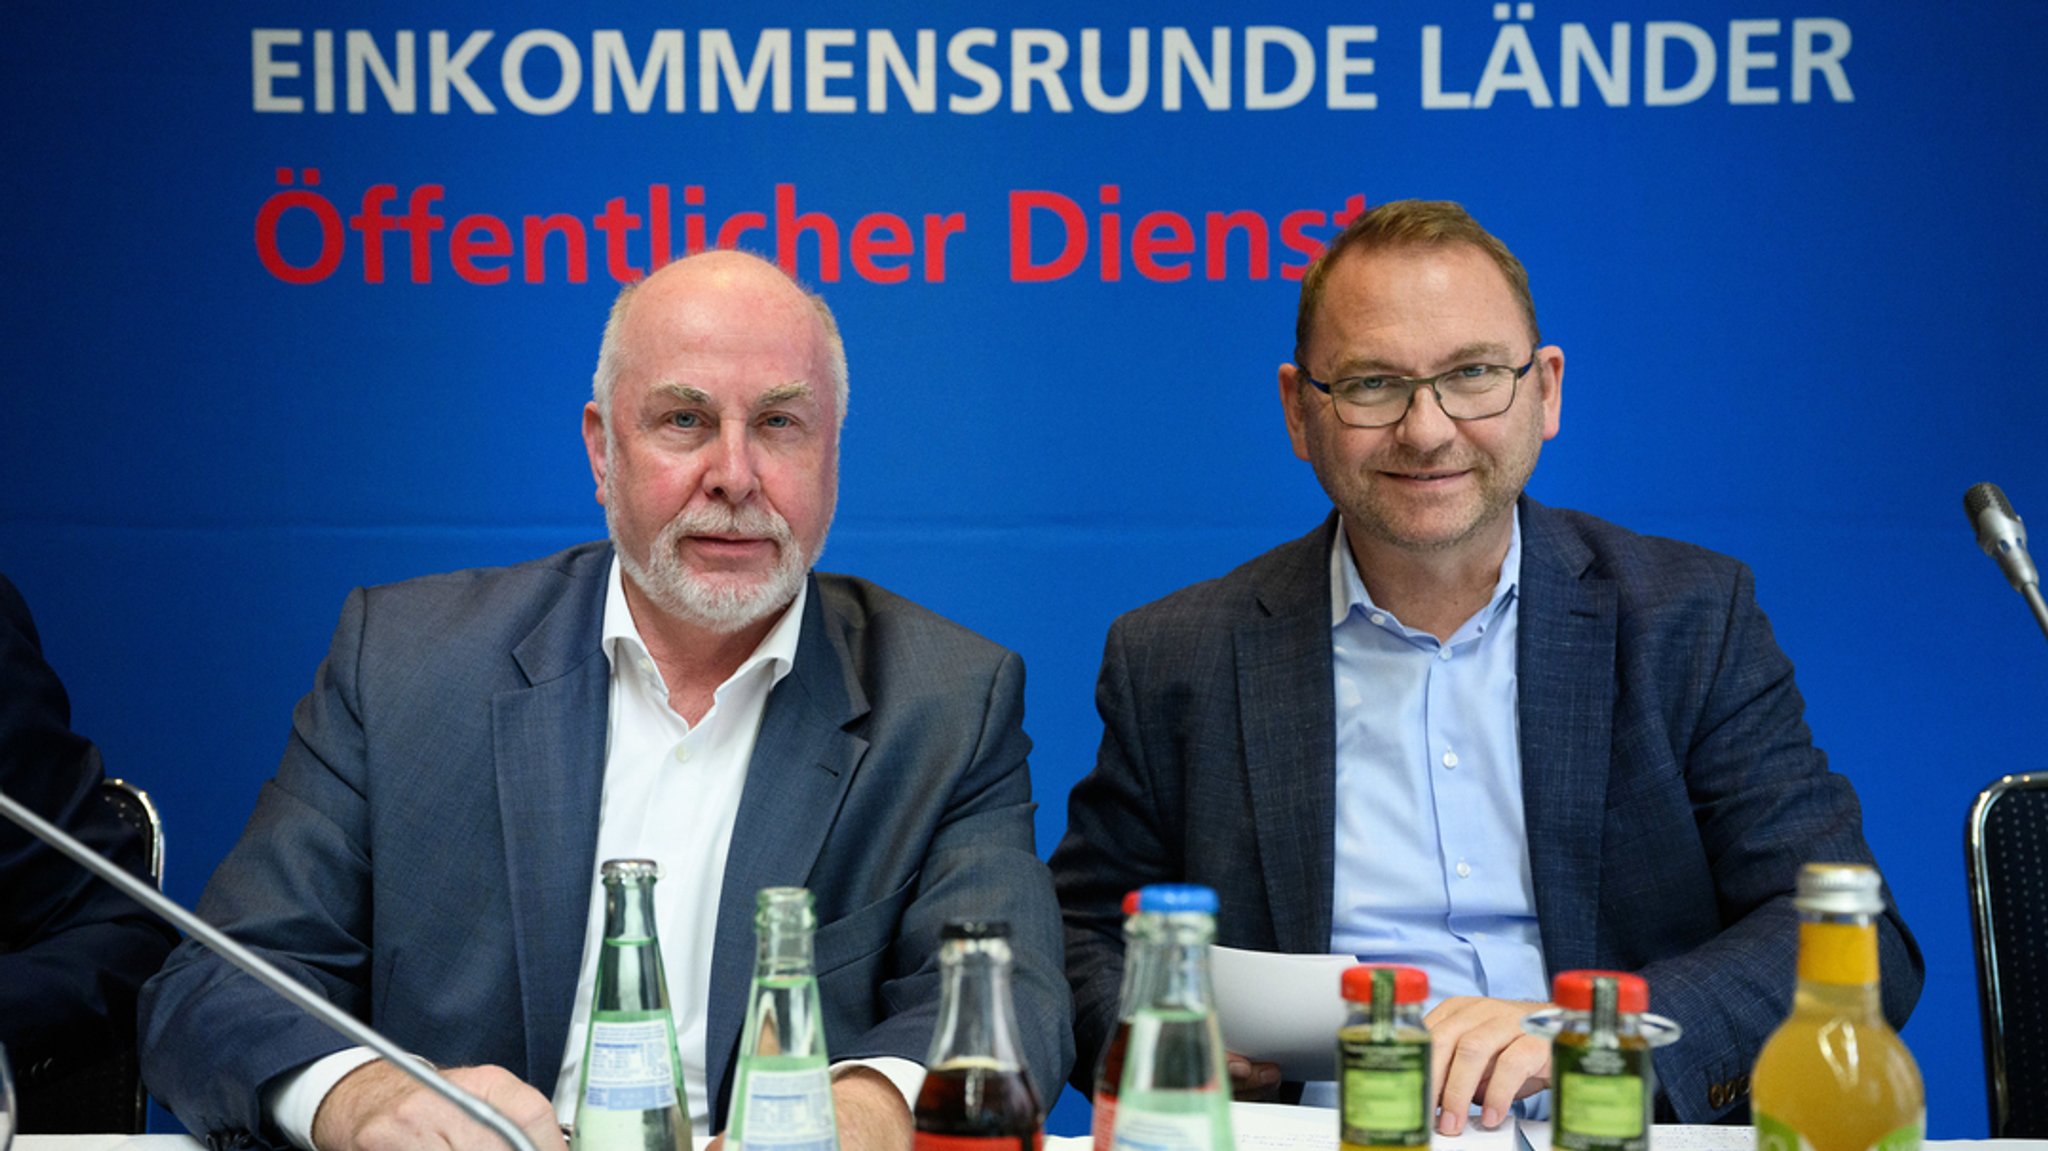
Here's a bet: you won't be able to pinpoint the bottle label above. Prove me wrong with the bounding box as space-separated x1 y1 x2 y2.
1756 1111 1923 1151
1559 1072 1644 1139
1089 1093 1117 1151
583 1019 679 1111
915 1133 1044 1151
1555 1041 1649 1151
1109 1103 1220 1151
734 1065 837 1151
1338 1039 1428 1147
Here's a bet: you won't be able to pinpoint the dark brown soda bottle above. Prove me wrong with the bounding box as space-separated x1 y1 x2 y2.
913 921 1044 1151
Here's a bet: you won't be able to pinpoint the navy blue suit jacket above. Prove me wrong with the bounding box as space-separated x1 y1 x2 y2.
0 573 177 1072
1050 500 1920 1123
139 544 1071 1142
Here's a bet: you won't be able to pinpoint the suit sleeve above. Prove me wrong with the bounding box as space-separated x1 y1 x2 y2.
837 647 1075 1110
0 575 179 1071
138 588 383 1141
1047 619 1181 1094
1636 563 1922 1123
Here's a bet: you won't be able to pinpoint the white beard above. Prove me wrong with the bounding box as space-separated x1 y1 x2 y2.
610 500 818 635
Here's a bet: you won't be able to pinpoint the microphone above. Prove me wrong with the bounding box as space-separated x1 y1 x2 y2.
1964 482 2048 642
0 787 541 1151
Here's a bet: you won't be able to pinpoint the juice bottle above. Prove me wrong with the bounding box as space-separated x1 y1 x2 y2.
1336 965 1429 1151
1752 863 1922 1151
1549 972 1655 1151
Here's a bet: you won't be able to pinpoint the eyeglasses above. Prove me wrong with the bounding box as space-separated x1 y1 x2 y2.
1300 354 1537 428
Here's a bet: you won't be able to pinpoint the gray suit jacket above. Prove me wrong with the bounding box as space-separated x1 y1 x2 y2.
1050 500 1920 1123
139 543 1071 1142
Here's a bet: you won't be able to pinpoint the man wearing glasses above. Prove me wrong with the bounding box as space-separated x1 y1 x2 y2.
1051 200 1919 1128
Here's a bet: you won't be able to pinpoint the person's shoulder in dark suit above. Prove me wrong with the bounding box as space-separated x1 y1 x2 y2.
0 572 179 1072
814 571 1018 681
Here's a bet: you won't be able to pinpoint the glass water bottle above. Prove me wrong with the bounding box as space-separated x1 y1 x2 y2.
572 859 691 1151
1110 885 1234 1151
728 887 839 1151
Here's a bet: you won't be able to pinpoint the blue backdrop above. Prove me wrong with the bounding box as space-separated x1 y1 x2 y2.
5 1 2043 1137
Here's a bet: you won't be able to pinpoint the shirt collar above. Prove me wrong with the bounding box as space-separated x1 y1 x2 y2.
601 555 805 699
1328 512 1523 630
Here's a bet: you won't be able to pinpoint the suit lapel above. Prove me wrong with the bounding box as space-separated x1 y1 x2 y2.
1514 500 1616 976
704 578 867 1121
1238 518 1340 953
494 554 611 1090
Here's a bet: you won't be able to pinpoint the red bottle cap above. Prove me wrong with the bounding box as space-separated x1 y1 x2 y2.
1551 970 1648 1013
1341 964 1428 1004
1122 890 1140 916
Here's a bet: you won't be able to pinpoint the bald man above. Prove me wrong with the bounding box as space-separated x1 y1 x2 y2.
140 251 1070 1151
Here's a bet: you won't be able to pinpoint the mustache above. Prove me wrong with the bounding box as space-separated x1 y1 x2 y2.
662 504 796 545
1369 447 1477 472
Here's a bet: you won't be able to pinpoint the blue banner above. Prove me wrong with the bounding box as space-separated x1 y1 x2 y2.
4 1 2040 1135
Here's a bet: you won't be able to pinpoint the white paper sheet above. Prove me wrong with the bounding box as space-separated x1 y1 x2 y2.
1208 945 1358 1081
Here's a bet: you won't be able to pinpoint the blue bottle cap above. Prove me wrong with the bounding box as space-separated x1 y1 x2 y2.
1137 884 1218 914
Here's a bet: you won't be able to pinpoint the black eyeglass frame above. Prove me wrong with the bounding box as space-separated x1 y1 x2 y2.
1299 353 1539 428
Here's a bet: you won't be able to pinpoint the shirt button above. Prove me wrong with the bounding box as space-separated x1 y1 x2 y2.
1442 751 1459 769
673 744 689 763
1455 860 1472 879
1369 612 1386 626
1438 649 1453 661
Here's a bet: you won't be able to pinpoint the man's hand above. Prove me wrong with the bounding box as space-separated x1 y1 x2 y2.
1425 997 1551 1134
311 1059 568 1151
1224 1052 1282 1101
827 1066 914 1151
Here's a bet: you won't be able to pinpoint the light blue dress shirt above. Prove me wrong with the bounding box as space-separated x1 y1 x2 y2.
1303 517 1550 1116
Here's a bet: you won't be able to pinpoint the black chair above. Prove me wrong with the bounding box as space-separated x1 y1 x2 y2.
15 776 164 1134
1967 772 2048 1138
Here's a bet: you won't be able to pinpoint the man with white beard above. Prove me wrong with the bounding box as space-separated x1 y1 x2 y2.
140 250 1071 1151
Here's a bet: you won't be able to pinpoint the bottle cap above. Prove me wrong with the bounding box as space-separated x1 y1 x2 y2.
1793 862 1884 915
600 859 661 882
1122 890 1141 916
1137 884 1218 914
1551 970 1648 1013
941 919 1012 940
1342 965 1428 1004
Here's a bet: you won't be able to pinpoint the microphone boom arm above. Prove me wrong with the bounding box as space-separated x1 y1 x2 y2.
0 788 543 1151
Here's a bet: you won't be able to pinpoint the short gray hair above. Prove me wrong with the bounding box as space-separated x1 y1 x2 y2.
590 258 850 421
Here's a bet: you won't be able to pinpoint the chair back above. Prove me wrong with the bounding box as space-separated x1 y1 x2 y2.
15 777 163 1135
1967 772 2048 1138
100 777 164 889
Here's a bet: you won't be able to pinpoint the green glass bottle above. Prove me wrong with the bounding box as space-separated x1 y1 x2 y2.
572 860 690 1151
728 887 839 1151
1111 885 1234 1151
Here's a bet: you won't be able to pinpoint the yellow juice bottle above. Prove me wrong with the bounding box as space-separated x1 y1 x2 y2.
1337 965 1430 1151
1752 863 1922 1151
